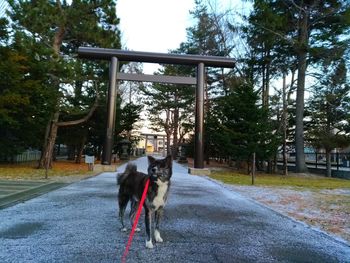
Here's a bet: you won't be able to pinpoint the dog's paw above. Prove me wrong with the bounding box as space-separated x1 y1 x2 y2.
154 230 163 243
121 227 127 232
135 227 141 232
145 240 154 249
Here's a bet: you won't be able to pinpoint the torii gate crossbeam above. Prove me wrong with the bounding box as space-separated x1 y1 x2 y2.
78 47 235 169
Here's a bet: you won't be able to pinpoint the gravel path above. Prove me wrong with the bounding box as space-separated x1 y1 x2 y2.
0 157 349 262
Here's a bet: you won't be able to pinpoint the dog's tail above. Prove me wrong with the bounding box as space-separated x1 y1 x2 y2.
117 163 137 185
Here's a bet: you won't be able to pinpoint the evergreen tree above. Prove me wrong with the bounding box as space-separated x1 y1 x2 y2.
286 0 350 172
244 0 350 173
7 0 121 169
182 0 234 97
307 58 350 177
214 81 278 173
243 0 294 107
0 18 56 161
180 0 236 162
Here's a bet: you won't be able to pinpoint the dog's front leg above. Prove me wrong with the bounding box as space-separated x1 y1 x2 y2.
145 209 153 248
154 209 163 243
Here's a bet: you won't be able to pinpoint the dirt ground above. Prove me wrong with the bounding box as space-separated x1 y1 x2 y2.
186 158 350 244
227 184 350 244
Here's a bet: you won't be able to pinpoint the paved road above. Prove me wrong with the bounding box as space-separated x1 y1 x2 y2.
0 157 349 263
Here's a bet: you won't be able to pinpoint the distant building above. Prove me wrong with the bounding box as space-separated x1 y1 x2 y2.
137 133 170 155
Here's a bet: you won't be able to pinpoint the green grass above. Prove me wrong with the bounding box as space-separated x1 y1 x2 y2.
209 171 350 189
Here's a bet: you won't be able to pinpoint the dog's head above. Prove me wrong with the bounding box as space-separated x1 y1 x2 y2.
147 155 172 182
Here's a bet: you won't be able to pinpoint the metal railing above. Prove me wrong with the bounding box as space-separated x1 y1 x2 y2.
277 152 350 171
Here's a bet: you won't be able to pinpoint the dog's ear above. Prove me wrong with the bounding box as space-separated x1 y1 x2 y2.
148 156 156 165
165 155 172 167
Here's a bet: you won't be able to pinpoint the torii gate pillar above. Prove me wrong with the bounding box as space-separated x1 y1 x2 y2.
195 63 205 168
78 47 235 169
102 57 118 164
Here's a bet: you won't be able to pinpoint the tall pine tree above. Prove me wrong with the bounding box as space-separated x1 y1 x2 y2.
8 0 121 169
307 58 350 177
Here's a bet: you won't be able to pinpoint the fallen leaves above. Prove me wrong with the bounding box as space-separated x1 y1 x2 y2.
0 160 97 181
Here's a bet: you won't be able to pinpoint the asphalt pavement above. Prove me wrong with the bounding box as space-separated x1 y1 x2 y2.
0 156 349 263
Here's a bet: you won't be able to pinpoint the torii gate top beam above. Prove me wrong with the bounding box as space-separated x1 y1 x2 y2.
78 47 235 68
77 46 235 169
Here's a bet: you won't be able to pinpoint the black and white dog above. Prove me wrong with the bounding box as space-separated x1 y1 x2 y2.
117 155 172 249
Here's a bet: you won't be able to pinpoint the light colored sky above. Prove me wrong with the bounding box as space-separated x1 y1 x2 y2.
116 0 246 73
116 0 196 74
116 0 195 53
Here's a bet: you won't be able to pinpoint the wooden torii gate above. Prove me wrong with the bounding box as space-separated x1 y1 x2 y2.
78 47 235 169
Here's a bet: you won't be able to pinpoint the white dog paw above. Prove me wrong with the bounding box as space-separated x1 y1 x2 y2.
121 227 127 232
135 227 141 232
154 230 163 243
145 240 154 249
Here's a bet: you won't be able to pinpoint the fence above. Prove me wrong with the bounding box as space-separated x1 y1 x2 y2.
0 150 42 163
277 152 350 179
277 152 350 170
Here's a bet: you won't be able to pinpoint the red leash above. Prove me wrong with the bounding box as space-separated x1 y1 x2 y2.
121 178 150 263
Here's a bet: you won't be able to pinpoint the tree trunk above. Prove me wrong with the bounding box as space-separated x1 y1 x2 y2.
164 109 172 155
267 160 273 173
76 135 87 164
67 145 76 161
261 57 266 105
38 20 65 170
262 50 271 108
38 112 60 169
252 152 256 185
172 104 179 158
166 132 171 155
326 150 332 177
282 73 288 176
38 95 99 169
272 155 277 173
295 8 309 173
265 53 270 107
97 145 102 161
39 118 52 167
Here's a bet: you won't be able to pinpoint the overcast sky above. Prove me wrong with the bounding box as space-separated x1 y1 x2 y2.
115 0 248 73
116 0 197 73
116 0 195 53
